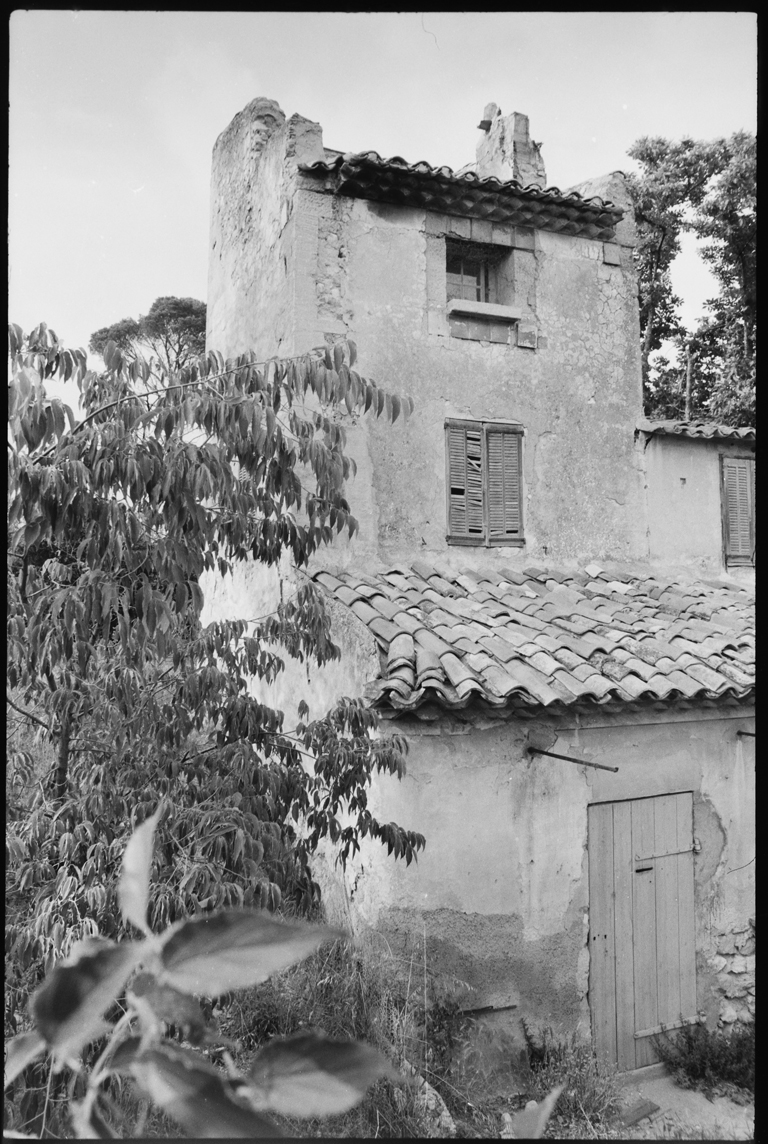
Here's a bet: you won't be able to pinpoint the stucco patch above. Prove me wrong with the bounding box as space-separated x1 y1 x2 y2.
374 906 584 1038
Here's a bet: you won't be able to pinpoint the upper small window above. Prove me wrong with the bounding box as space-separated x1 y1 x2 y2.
446 250 497 304
722 456 755 567
445 419 524 546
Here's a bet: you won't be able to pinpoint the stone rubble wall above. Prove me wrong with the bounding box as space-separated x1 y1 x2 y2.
710 921 755 1028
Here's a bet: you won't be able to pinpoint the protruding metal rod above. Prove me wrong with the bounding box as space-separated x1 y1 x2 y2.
527 747 619 773
737 731 756 738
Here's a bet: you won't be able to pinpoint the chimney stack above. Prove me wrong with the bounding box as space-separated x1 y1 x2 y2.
475 106 546 188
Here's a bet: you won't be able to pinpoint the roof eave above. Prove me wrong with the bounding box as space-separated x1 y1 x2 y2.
300 155 623 241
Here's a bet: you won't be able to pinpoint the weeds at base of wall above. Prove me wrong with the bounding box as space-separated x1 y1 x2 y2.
521 1019 623 1137
651 1023 755 1103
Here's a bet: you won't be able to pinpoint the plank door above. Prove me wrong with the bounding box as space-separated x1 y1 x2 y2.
588 793 697 1070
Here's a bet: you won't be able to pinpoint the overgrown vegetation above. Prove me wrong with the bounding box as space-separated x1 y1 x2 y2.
4 808 399 1138
522 1020 622 1137
4 809 562 1138
652 1022 755 1101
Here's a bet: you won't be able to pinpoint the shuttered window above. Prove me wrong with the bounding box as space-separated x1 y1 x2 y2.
721 456 755 566
445 420 524 546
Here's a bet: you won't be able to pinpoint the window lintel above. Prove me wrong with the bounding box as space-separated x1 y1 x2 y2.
445 418 524 432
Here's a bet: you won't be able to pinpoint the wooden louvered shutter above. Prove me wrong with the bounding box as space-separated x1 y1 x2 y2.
486 428 522 540
722 457 754 565
446 423 484 540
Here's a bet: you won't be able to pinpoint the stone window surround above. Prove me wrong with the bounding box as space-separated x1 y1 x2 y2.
426 213 540 349
425 211 620 349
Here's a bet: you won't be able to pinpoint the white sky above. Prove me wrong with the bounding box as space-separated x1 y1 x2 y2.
10 11 756 374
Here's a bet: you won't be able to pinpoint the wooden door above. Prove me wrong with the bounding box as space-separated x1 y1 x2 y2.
588 793 697 1070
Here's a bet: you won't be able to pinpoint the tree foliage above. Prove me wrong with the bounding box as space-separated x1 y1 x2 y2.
627 132 755 425
6 321 424 1036
89 296 207 372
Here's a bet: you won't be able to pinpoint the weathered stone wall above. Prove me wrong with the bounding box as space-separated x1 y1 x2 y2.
206 100 325 359
709 921 755 1028
302 187 647 569
206 97 649 571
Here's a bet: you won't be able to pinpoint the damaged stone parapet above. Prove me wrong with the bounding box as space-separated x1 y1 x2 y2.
569 171 637 249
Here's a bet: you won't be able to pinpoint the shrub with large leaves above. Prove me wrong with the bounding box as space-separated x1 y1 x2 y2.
4 813 561 1139
4 808 399 1138
6 322 424 1034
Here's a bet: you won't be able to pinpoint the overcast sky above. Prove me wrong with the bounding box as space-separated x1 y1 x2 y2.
10 11 756 373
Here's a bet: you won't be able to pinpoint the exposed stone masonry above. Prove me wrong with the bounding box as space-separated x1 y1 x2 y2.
711 920 755 1027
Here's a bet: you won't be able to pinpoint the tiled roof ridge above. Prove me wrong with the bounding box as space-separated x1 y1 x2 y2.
313 561 754 717
300 152 622 217
636 419 755 441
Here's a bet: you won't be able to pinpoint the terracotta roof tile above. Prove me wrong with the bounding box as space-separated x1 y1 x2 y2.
525 650 563 677
716 661 754 688
552 615 597 637
552 646 587 672
664 669 709 699
685 662 735 693
529 632 565 655
499 567 530 586
479 633 521 663
314 563 754 714
387 633 415 669
551 670 595 700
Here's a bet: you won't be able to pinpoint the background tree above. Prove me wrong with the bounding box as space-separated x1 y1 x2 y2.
7 322 423 1034
627 131 755 425
89 296 207 372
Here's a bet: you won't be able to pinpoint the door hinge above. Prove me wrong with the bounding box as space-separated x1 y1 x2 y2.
634 1015 701 1039
634 845 694 862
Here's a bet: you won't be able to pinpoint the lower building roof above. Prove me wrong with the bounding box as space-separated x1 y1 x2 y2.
636 420 755 442
313 562 754 718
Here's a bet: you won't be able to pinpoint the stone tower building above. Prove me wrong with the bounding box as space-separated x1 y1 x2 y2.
204 99 754 1070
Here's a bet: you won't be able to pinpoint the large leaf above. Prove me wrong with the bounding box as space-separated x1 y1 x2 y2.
118 804 164 935
3 1030 46 1089
159 910 344 997
247 1030 398 1116
30 938 143 1059
129 1045 280 1138
128 972 209 1045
